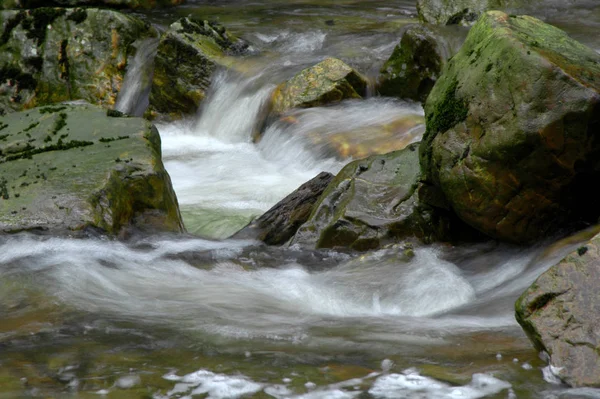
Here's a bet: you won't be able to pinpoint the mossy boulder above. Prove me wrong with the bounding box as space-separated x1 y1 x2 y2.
147 17 249 120
0 103 184 236
378 24 467 103
1 0 183 10
232 171 334 245
0 8 157 115
270 58 368 117
417 0 516 26
515 231 600 387
290 143 463 251
419 11 600 243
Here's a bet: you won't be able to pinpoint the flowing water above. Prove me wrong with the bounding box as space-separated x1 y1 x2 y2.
2 1 600 398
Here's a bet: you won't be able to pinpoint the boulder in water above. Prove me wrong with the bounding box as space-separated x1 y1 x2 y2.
147 17 249 120
0 8 157 115
0 103 184 236
378 24 467 104
270 58 368 117
232 171 334 245
516 230 600 387
420 11 600 243
291 143 468 251
417 0 516 26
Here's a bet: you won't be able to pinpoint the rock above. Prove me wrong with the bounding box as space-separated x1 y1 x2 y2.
378 24 467 103
419 11 600 243
1 0 184 10
290 143 464 251
417 0 512 26
515 231 600 387
270 58 368 116
232 171 334 245
0 103 184 236
147 17 249 120
0 8 157 115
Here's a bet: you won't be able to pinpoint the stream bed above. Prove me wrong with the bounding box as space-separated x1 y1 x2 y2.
2 1 600 398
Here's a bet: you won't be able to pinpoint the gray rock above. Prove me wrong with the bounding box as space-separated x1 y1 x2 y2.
147 17 249 120
290 143 464 251
232 171 334 245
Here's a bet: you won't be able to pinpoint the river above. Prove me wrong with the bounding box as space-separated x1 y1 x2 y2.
1 1 600 398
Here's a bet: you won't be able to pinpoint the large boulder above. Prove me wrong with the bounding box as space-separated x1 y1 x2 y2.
378 24 467 103
0 8 157 115
232 171 334 245
419 11 600 243
516 231 600 387
270 58 368 117
0 103 184 236
417 0 513 26
290 143 465 251
1 0 183 10
147 17 249 120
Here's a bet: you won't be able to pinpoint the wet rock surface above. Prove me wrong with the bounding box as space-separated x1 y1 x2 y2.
147 16 249 120
378 24 467 104
0 8 156 115
0 103 183 236
232 171 334 245
420 11 600 243
516 231 600 387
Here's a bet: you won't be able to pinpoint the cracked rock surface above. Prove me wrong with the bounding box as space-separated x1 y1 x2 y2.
419 11 600 243
516 231 600 387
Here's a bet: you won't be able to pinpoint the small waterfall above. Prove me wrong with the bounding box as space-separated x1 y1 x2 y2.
115 37 160 116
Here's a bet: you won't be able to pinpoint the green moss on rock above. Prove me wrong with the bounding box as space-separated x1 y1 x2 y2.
419 11 600 243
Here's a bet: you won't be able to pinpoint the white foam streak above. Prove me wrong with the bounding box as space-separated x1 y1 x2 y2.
115 38 159 116
369 369 511 399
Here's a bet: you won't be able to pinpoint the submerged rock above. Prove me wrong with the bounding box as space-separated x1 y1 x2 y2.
516 231 600 387
0 8 157 115
270 58 368 116
232 171 334 245
0 103 184 236
420 11 600 243
1 0 183 10
291 143 465 251
378 24 467 103
147 17 249 120
306 113 425 160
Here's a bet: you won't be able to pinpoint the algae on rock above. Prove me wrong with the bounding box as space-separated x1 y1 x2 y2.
516 230 600 387
147 17 249 120
0 8 157 115
0 103 183 236
419 11 600 243
290 143 463 251
378 24 467 103
1 0 184 10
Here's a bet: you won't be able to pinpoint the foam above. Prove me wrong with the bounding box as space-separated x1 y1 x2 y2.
369 368 511 399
